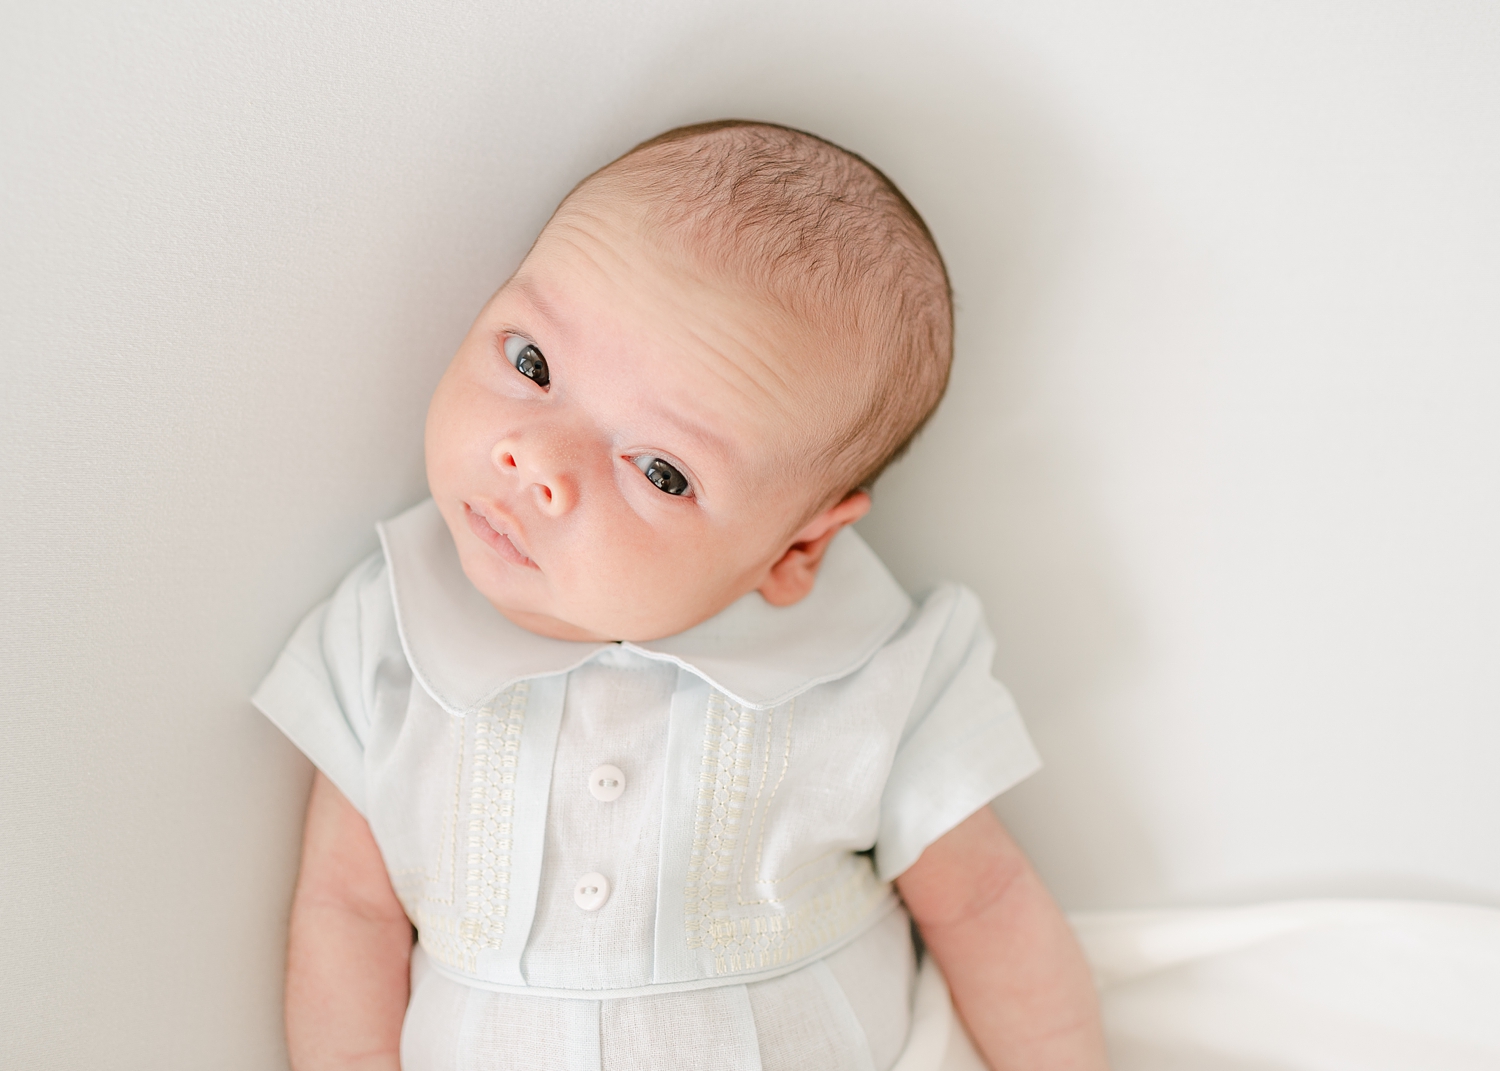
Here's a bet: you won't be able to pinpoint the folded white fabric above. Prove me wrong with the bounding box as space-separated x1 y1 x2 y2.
891 899 1500 1071
1073 899 1500 1070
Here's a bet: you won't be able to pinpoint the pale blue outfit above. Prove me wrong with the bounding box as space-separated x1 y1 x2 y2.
253 499 1040 1071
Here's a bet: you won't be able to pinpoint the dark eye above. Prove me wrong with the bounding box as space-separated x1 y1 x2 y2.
633 455 690 496
503 334 549 388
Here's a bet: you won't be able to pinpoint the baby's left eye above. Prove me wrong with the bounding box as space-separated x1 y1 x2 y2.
633 455 690 496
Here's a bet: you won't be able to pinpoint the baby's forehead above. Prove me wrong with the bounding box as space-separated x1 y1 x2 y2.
532 126 949 496
506 210 863 492
547 186 796 304
525 205 849 411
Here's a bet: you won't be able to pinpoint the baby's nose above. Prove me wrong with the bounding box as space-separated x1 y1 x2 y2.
491 437 576 516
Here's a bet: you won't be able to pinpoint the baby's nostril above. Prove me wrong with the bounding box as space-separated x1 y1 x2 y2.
541 485 553 503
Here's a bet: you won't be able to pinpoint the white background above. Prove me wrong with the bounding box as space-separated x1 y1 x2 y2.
3 0 1497 1065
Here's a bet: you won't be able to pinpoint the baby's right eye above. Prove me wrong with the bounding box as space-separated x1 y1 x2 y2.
503 335 550 388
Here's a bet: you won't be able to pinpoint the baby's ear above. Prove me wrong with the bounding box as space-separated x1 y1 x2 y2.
757 491 872 607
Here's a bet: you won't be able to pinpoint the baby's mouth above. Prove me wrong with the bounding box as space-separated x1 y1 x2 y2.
464 503 538 569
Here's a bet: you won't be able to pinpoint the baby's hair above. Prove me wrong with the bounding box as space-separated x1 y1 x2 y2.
567 120 954 502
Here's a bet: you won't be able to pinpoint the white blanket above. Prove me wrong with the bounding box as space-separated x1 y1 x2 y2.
905 900 1500 1070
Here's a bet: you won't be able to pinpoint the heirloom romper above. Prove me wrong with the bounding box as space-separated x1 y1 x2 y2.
254 499 1041 1071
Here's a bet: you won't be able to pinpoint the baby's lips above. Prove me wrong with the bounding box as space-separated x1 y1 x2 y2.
466 500 540 569
501 528 538 567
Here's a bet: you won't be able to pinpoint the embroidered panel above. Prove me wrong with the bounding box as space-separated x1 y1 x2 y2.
401 682 531 975
685 691 755 954
684 691 889 976
451 681 530 972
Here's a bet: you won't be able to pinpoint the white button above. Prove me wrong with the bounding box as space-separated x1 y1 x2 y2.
588 764 625 802
573 872 610 911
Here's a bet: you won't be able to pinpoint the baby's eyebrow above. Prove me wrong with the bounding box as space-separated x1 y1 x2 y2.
506 275 561 328
656 409 732 468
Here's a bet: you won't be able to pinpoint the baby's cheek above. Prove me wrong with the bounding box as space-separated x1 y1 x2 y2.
564 514 730 639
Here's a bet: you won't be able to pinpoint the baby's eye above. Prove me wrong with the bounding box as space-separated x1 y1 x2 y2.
633 455 690 496
503 334 549 388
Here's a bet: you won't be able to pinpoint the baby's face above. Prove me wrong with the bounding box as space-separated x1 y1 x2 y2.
426 198 851 642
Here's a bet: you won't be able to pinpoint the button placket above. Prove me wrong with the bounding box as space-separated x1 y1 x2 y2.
578 767 621 911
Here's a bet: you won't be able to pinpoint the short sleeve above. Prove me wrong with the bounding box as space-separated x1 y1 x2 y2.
250 551 394 815
874 585 1042 881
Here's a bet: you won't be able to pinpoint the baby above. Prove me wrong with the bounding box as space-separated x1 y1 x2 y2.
255 121 1107 1071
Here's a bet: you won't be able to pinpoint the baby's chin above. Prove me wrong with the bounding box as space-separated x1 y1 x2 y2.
490 598 725 645
490 603 620 643
448 519 774 642
485 579 755 644
449 536 721 642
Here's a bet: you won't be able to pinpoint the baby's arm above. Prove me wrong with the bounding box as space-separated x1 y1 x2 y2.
897 806 1109 1071
286 772 413 1071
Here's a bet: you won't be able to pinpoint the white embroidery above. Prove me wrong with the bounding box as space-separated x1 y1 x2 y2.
739 699 841 902
710 861 888 974
685 691 755 952
446 682 527 972
685 691 888 975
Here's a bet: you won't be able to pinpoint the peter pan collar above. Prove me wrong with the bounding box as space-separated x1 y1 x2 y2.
377 498 913 713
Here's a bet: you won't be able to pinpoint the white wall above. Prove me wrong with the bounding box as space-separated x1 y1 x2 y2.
3 0 1496 1065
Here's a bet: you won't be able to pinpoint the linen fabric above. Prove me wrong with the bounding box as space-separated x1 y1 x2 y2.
402 907 920 1071
252 498 1040 1069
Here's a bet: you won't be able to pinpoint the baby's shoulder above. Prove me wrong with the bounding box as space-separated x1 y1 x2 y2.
877 581 991 662
322 549 397 641
288 549 406 710
811 579 998 715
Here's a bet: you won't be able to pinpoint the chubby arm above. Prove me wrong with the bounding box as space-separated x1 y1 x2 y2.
286 772 414 1071
896 807 1109 1071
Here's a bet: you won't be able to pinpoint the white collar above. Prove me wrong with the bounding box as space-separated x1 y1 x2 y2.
377 498 913 713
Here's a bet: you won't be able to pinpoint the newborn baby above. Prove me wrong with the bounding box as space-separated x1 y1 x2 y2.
255 121 1107 1071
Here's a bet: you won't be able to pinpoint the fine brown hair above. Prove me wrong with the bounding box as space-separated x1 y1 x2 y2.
569 120 954 500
